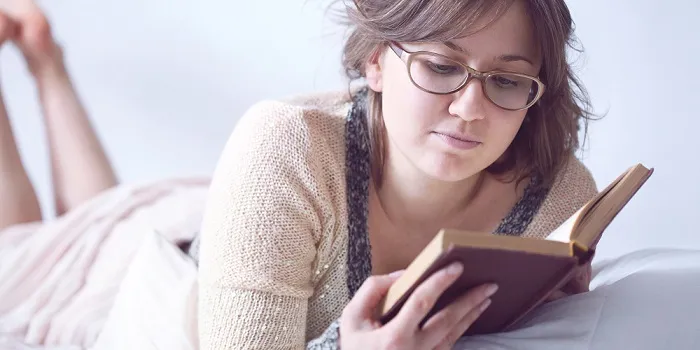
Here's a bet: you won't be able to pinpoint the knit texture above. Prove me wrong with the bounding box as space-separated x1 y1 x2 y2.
197 89 598 349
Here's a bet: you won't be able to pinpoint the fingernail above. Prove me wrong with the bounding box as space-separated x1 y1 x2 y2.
447 262 463 275
389 270 404 277
485 284 499 297
480 298 492 312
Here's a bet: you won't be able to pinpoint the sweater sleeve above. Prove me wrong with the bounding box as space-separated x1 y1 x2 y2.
197 101 327 349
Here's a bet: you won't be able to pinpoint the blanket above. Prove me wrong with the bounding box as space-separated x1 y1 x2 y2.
0 178 209 349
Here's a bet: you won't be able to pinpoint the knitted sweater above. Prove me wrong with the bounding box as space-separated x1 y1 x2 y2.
196 89 599 349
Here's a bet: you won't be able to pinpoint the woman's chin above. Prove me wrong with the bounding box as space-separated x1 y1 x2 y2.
418 157 480 183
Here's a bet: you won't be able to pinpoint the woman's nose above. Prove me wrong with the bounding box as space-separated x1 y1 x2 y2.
447 78 487 122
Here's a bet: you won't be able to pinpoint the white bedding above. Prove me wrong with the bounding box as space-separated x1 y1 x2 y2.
83 240 700 349
90 231 199 350
0 179 208 350
2 190 699 350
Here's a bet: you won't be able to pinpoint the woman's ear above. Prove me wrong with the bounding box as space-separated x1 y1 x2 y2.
365 46 385 92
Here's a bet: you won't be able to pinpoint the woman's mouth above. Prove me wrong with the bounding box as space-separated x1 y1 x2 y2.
432 131 482 150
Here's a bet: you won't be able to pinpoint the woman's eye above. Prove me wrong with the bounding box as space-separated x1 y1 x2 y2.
425 61 460 74
494 76 518 88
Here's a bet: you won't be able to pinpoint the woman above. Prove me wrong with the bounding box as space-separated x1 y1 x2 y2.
0 2 118 230
196 0 598 348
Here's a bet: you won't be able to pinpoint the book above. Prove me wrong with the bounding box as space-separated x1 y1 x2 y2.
377 163 654 335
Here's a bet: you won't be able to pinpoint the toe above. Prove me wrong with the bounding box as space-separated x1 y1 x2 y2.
0 12 16 43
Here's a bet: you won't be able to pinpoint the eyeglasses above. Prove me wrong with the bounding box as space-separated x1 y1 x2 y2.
388 42 545 111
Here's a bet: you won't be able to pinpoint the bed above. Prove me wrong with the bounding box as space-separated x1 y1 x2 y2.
1 178 699 350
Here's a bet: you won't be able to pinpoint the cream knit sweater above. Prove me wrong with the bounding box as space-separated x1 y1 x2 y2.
197 90 598 349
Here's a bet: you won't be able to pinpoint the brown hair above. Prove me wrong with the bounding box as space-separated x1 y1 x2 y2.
334 0 594 190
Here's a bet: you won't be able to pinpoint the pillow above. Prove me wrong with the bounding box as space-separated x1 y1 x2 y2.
90 231 199 350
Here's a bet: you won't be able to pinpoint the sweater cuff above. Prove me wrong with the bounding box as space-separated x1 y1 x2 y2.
306 320 340 350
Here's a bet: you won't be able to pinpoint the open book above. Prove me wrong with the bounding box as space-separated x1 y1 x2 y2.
377 163 654 335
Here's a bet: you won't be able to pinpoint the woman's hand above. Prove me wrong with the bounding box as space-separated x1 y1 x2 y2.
339 263 498 350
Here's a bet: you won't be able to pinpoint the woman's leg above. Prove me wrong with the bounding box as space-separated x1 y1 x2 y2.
0 13 42 229
13 6 118 216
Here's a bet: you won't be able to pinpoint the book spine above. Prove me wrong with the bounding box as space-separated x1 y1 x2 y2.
572 241 595 265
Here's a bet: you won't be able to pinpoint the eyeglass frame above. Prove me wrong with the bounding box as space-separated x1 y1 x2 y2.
387 41 546 111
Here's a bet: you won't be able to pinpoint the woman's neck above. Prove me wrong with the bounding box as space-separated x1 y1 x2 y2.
374 150 484 232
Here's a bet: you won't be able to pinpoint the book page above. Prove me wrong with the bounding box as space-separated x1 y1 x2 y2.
546 165 633 243
546 164 651 246
545 206 585 243
577 165 653 247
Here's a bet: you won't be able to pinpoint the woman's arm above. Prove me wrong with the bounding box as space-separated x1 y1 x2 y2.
198 101 329 349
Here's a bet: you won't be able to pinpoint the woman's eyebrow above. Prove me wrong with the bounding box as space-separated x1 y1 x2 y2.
497 54 534 65
444 41 468 53
444 40 534 66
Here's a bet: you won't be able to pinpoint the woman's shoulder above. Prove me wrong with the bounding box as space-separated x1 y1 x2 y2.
223 90 354 184
234 89 353 141
199 90 358 282
552 155 598 195
523 154 598 238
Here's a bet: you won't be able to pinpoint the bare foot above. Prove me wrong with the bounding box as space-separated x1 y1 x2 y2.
1 0 64 78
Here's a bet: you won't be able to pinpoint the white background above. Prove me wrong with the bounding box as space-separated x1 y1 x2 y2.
1 0 698 262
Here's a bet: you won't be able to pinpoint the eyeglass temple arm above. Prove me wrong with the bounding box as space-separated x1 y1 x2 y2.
388 42 405 59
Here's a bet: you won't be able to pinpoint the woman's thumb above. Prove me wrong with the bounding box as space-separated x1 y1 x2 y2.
341 270 404 329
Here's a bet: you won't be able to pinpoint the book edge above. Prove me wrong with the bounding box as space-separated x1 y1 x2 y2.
379 230 448 317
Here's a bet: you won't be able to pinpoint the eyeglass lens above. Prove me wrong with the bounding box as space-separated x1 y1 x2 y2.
408 53 540 110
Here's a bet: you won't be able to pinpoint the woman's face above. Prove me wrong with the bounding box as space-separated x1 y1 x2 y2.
366 0 543 183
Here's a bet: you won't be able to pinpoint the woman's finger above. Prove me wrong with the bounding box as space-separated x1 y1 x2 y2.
434 297 492 350
387 262 463 332
420 283 497 346
341 270 404 331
